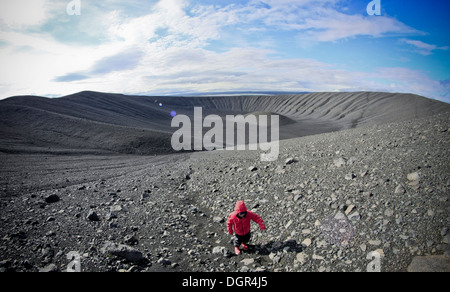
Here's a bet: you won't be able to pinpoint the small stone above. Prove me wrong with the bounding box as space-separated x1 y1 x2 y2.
407 255 450 272
360 243 367 252
107 212 117 221
344 204 355 215
285 220 293 229
347 157 357 165
39 264 58 272
45 194 60 204
394 184 406 194
212 246 225 254
407 172 420 182
296 252 307 264
269 253 281 263
312 254 324 260
334 157 347 167
213 216 225 224
213 246 232 258
293 194 303 201
110 205 123 212
241 258 254 266
124 235 138 245
87 211 100 221
369 239 381 246
442 234 450 244
302 229 311 235
348 211 360 221
158 258 172 266
384 208 394 217
302 238 312 247
285 158 298 165
345 173 356 180
249 166 258 172
101 241 145 263
334 212 347 220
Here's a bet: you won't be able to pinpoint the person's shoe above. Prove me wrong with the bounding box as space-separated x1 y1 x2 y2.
241 243 248 250
234 247 241 255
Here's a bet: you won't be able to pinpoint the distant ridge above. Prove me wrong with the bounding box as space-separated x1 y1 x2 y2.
0 91 449 155
173 91 310 96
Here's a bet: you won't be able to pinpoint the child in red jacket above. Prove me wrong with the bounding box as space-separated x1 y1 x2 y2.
227 200 266 255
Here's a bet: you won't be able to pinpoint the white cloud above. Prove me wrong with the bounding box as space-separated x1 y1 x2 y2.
361 67 450 102
0 0 447 104
0 0 53 28
400 39 449 56
299 12 418 43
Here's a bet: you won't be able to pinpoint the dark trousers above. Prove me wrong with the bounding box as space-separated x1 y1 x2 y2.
233 232 251 247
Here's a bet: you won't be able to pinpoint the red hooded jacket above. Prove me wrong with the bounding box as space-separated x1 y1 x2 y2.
227 201 266 236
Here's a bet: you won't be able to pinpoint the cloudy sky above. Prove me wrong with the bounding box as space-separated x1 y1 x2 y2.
0 0 449 102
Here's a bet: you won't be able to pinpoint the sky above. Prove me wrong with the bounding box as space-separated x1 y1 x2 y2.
0 0 449 102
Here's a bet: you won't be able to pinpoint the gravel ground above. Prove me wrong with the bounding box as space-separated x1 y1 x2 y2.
0 113 449 272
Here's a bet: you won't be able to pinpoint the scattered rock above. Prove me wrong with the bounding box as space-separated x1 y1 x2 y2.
344 204 355 215
45 194 60 204
407 172 420 188
302 238 312 247
212 246 232 258
348 211 360 221
141 192 150 200
241 258 254 266
87 211 100 221
312 254 324 260
124 235 139 245
407 172 420 182
285 158 298 165
394 184 406 194
295 252 307 264
269 253 281 264
213 216 225 224
101 241 145 264
384 208 394 217
346 157 357 165
39 264 58 272
1 110 449 273
157 258 172 266
345 173 356 180
407 255 450 272
334 157 347 168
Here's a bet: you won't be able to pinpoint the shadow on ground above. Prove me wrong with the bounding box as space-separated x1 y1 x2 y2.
241 239 304 256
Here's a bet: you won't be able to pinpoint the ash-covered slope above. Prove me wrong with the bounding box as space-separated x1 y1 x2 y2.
0 111 448 272
0 91 448 154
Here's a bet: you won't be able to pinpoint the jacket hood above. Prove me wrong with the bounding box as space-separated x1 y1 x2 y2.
234 201 248 213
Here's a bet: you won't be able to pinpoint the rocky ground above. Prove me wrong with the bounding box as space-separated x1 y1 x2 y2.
0 113 449 272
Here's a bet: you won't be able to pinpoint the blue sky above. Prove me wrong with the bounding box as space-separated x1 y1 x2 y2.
0 0 449 102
